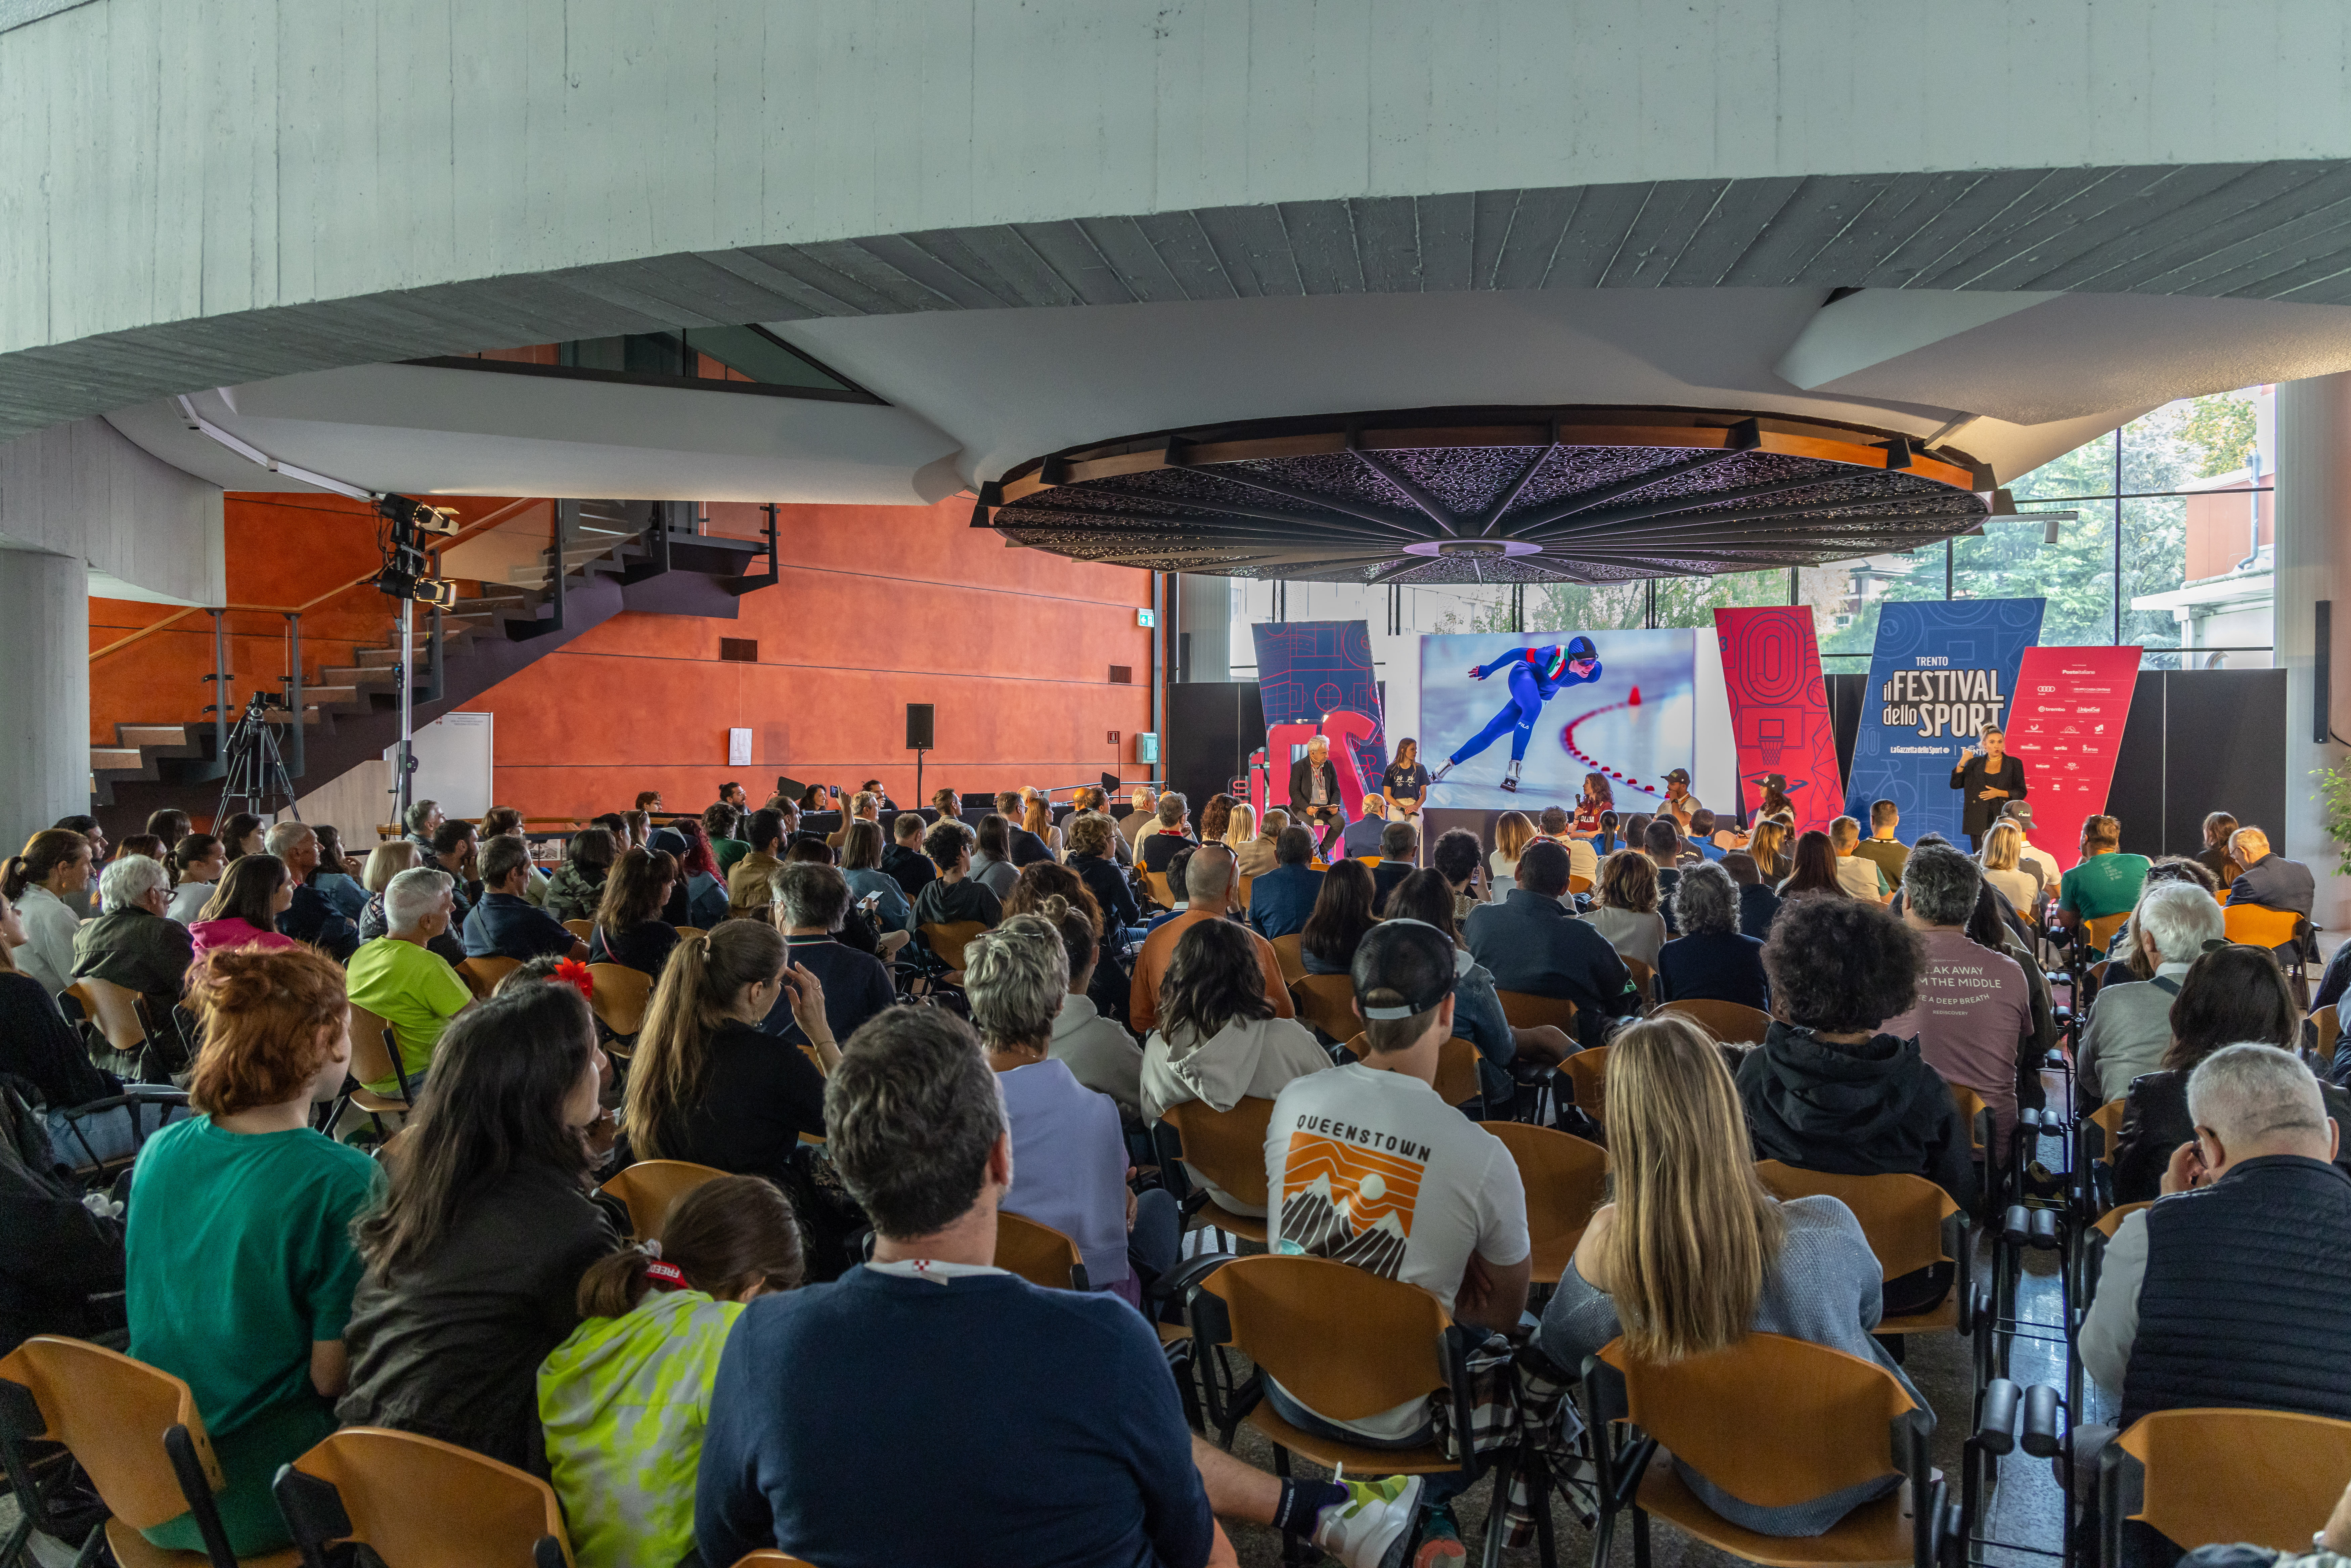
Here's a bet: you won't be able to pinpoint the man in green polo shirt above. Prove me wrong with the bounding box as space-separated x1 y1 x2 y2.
705 801 753 874
345 867 473 1094
2056 813 2152 935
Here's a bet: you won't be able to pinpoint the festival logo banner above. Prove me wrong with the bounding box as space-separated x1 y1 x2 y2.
2002 646 2141 873
1250 620 1387 817
1714 607 1843 835
1844 598 2047 845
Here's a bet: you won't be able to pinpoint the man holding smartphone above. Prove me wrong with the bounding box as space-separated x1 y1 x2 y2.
1948 724 2027 852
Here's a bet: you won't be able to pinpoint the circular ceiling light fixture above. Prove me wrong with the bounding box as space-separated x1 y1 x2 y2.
976 407 1990 584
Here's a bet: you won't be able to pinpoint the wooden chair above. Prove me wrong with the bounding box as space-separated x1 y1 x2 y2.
341 1002 414 1133
63 976 156 1062
1568 874 1594 895
1487 1122 1609 1284
0 1335 300 1567
1584 1332 1941 1568
457 954 522 998
1340 1032 1481 1108
995 1211 1091 1291
1497 990 1578 1033
1160 1096 1276 1244
2082 910 2130 955
1235 873 1254 913
1624 956 1655 1005
1143 871 1173 909
1288 973 1360 1042
585 962 653 1041
2223 902 2303 952
561 919 592 940
2100 1408 2351 1565
917 920 988 977
275 1426 573 1568
1950 1080 1999 1186
1650 998 1771 1044
1755 1161 1963 1335
1270 932 1306 985
1355 853 1382 866
1563 1045 1611 1124
2313 1006 2341 1073
599 1159 728 1240
2092 1200 2150 1240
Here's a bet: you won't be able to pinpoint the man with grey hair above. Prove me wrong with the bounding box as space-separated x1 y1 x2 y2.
2079 1045 2351 1432
267 820 359 960
767 861 895 1051
1883 842 2034 1150
69 850 191 1027
346 867 470 1095
1139 791 1195 877
2225 824 2317 921
2077 882 2228 1107
1370 818 1419 914
1130 842 1293 1034
1291 733 1348 858
403 798 444 852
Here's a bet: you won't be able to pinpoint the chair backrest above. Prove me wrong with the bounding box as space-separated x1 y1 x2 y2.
1486 1123 1608 1251
1270 932 1307 985
1289 973 1360 1041
0 1337 220 1531
2224 903 2303 952
457 955 522 998
2093 1199 2152 1240
561 918 592 939
994 1211 1088 1291
1496 989 1577 1032
1355 854 1381 866
280 1425 573 1567
598 1159 729 1240
1598 1332 1918 1509
729 1554 819 1567
1624 956 1654 1002
1949 1081 1993 1160
2316 1007 2342 1073
586 963 653 1037
2084 911 2130 954
1235 873 1254 912
1754 1161 1957 1280
1162 1096 1277 1210
1202 1255 1450 1421
1563 1045 1611 1119
1568 874 1594 895
66 978 149 1053
2116 1407 2351 1553
1650 998 1771 1044
345 1002 405 1098
2088 1096 2129 1163
1433 1037 1481 1107
919 920 988 973
1144 871 1172 908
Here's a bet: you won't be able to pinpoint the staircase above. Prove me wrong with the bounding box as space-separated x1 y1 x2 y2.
91 500 767 834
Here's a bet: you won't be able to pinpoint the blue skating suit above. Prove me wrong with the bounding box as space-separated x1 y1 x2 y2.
1446 641 1603 766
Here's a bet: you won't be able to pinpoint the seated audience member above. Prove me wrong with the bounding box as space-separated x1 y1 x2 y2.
539 1175 803 1568
1684 809 1728 862
2225 824 2316 920
403 799 446 854
1143 917 1333 1208
1028 893 1145 1124
1655 861 1769 1012
1977 820 2039 913
724 811 787 922
115 834 166 868
217 811 268 863
779 839 886 960
1121 785 1160 854
1019 793 1064 865
1722 849 1781 939
70 851 194 1025
164 832 227 924
1299 857 1380 976
1878 843 2035 1152
924 786 961 826
1236 806 1283 878
658 819 730 928
1464 840 1636 1047
2 889 179 1164
986 792 1044 866
465 835 587 963
1643 819 1688 919
1371 819 1419 914
143 808 191 854
969 814 1022 900
2077 880 2227 1107
308 825 371 919
1198 794 1237 849
1539 804 1601 886
695 1005 1428 1568
426 818 484 932
2057 814 2151 936
0 1066 124 1355
839 819 912 936
590 847 681 978
477 809 549 905
2110 944 2351 1203
355 840 420 937
769 862 896 1046
881 810 938 900
1584 849 1668 970
1619 813 1654 864
1220 802 1257 869
1063 812 1139 946
1739 896 1972 1226
618 809 653 851
189 853 300 963
2081 1046 2351 1427
1428 826 1489 926
2195 810 2242 889
1004 862 1124 1016
1140 792 1197 876
1386 868 1573 1094
910 819 1004 945
705 802 752 875
1132 844 1293 1035
1341 792 1390 859
1775 829 1847 901
1828 816 1892 902
968 918 1177 1305
1854 799 1908 887
1262 920 1530 1544
1142 844 1197 936
823 790 881 853
2 830 90 998
125 946 378 1557
346 868 471 1094
1247 826 1324 939
1999 800 2063 894
340 981 621 1474
1539 1014 1921 1536
264 821 360 961
1489 811 1535 899
1745 817 1793 885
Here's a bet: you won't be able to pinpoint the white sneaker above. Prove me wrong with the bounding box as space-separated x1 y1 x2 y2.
1312 1474 1425 1568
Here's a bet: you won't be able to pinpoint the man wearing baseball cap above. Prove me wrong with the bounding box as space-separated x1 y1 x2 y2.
2000 800 2061 899
1260 920 1532 1554
1658 768 1701 830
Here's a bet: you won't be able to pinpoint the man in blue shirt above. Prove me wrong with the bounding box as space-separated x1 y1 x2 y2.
461 837 585 962
1463 839 1637 1047
1341 793 1391 859
1249 827 1324 938
696 1007 1431 1568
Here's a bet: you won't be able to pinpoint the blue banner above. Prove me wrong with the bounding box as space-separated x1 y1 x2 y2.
1843 598 2046 845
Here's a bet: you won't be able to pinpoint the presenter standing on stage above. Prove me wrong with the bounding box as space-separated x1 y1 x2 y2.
1950 723 2027 852
1290 735 1347 859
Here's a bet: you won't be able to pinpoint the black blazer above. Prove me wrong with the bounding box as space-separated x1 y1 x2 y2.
1289 757 1343 816
1949 754 2027 839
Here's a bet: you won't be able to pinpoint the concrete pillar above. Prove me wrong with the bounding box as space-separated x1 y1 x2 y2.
1178 573 1233 684
2271 374 2351 932
0 550 90 851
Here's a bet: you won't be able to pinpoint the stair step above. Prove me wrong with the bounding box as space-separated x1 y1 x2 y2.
117 725 191 747
320 665 398 686
92 748 145 771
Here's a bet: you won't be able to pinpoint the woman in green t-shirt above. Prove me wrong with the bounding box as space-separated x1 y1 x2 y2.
539 1173 803 1568
125 945 382 1557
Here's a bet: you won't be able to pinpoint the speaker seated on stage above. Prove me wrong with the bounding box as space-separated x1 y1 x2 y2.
1338 793 1388 859
1288 736 1346 853
1138 794 1197 877
1246 827 1322 940
1461 839 1637 1049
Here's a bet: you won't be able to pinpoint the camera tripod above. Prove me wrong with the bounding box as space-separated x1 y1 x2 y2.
216 690 303 824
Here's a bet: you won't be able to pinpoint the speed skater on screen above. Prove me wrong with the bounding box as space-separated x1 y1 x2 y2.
1429 636 1603 793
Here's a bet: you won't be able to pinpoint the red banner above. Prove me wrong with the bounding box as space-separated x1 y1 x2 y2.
2003 646 2141 873
1714 607 1843 834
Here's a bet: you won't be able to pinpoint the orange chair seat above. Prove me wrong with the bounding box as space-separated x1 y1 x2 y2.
1636 1452 1914 1568
105 1523 301 1568
1243 1402 1460 1479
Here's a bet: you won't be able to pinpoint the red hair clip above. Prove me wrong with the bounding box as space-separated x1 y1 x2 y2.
551 958 595 1000
643 1260 687 1292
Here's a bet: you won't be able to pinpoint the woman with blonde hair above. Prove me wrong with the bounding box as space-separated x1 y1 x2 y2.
1020 793 1065 862
1536 1014 1918 1537
1235 805 1282 878
357 840 423 940
1746 816 1792 884
1582 849 1666 968
1221 802 1257 858
1488 811 1535 900
1977 820 2037 914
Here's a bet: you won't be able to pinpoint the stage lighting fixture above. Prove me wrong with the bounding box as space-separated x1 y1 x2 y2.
373 566 456 607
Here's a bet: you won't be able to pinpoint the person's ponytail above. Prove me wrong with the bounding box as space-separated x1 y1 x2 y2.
167 833 223 889
576 1247 658 1318
0 856 30 903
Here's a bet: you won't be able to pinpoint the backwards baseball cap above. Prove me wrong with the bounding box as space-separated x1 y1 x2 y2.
2001 800 2035 826
1661 768 1691 785
1350 920 1457 1022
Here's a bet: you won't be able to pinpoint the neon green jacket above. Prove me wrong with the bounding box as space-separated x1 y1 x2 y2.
537 1288 743 1568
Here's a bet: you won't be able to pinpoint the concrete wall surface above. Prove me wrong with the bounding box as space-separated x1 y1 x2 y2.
0 417 224 603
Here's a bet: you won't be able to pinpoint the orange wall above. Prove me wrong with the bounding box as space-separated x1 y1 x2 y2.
453 496 1154 817
2184 477 2274 583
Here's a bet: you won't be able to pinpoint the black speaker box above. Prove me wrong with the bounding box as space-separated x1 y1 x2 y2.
906 703 935 750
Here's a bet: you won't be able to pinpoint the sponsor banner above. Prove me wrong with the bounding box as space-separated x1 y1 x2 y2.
2003 646 2141 873
1251 620 1387 817
1845 598 2048 845
1713 607 1843 835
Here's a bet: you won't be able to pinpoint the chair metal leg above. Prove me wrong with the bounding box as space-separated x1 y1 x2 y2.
1632 1502 1651 1568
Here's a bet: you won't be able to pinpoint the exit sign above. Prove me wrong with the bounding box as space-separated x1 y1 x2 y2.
1136 608 1157 628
